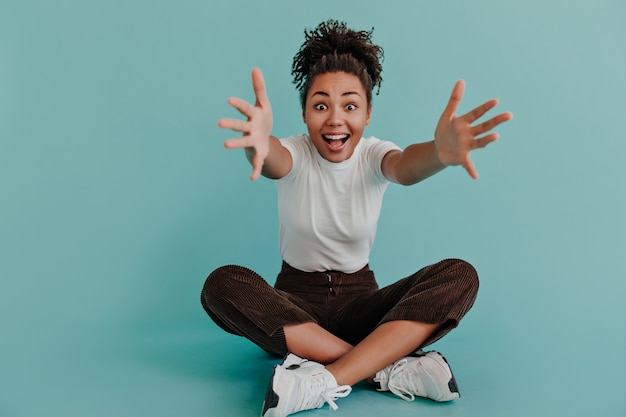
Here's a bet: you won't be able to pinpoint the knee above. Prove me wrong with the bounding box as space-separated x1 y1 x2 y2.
200 265 253 310
442 258 480 296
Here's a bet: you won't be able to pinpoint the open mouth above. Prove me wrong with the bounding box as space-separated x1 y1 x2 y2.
322 134 349 151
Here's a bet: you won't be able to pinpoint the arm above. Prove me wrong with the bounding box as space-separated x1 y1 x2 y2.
382 80 513 185
381 142 445 186
218 68 292 180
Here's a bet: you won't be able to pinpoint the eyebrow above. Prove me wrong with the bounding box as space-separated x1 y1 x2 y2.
311 91 362 98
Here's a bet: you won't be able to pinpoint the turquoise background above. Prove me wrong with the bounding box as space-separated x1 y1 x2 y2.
1 0 625 416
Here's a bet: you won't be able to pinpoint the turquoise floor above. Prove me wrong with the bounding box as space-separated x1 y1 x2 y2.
3 314 624 417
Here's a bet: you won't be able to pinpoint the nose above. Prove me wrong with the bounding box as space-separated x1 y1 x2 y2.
326 107 344 126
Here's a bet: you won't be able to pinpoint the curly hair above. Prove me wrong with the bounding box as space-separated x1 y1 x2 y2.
292 20 384 108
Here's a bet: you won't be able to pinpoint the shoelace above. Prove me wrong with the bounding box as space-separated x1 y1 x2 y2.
387 359 418 402
322 385 352 410
293 372 352 411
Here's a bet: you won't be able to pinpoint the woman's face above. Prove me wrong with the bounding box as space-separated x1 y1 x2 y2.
302 71 371 163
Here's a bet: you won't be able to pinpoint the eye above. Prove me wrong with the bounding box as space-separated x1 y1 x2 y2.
314 103 327 111
345 103 357 111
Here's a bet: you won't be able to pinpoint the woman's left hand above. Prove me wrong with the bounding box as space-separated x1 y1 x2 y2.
434 80 513 179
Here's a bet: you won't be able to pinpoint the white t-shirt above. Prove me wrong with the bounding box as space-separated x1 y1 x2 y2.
276 134 401 273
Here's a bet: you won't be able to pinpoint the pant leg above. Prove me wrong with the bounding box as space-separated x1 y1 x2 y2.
330 258 479 347
200 264 319 356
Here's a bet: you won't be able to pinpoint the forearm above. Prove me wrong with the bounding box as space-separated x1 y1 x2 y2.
384 141 446 185
245 135 292 179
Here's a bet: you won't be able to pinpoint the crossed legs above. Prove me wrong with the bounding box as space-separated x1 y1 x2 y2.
285 320 439 386
202 259 478 385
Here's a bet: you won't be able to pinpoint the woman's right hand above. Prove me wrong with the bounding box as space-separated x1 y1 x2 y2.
218 68 273 181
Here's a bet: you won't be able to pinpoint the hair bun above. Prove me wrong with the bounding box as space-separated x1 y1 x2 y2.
292 20 384 105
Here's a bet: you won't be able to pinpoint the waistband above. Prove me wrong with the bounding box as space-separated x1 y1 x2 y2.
274 261 378 296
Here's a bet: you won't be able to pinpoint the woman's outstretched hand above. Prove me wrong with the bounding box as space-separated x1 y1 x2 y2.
434 80 513 179
218 68 273 181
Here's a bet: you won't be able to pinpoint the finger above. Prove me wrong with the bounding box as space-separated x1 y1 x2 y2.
440 80 465 120
462 98 500 123
251 68 270 108
463 155 479 180
218 118 250 133
249 152 264 181
471 132 500 150
224 136 254 150
227 97 255 118
470 112 512 136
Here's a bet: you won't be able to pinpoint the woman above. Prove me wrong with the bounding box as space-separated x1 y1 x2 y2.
202 20 512 417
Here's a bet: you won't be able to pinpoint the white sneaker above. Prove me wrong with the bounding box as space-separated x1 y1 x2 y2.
373 350 460 402
261 359 352 417
279 353 308 370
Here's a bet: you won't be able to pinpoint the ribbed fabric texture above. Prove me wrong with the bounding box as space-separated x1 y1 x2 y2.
201 259 478 356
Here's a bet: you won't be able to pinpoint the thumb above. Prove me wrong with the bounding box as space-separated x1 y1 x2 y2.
463 155 479 180
249 152 264 181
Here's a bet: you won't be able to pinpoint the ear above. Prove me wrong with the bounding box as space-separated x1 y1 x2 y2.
365 106 372 125
302 108 307 124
